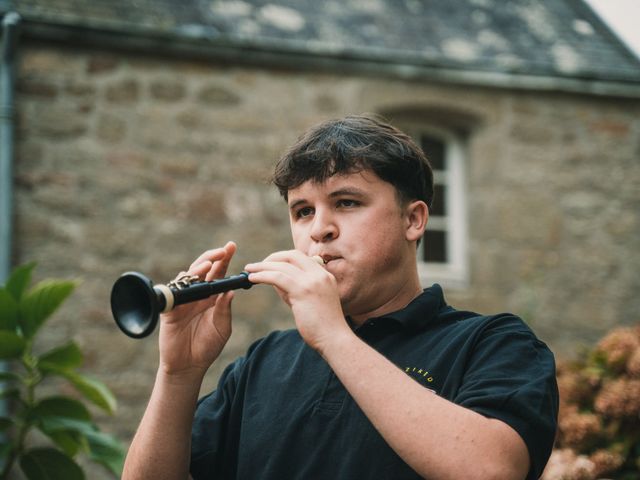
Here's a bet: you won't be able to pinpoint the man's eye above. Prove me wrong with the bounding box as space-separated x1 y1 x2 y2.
296 206 314 218
337 199 359 208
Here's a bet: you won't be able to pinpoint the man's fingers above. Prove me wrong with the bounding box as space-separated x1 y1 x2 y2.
245 269 293 293
206 242 237 281
253 250 323 269
189 249 226 271
189 241 237 272
211 290 234 338
186 262 211 278
245 259 296 271
180 241 236 282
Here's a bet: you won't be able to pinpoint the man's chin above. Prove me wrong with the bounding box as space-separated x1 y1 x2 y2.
337 288 358 316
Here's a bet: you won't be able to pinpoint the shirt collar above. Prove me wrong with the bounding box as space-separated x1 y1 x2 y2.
371 284 448 332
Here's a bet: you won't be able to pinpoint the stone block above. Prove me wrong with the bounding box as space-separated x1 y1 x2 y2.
314 92 340 113
29 105 88 139
105 150 149 169
149 79 187 101
158 156 200 177
20 49 85 76
13 210 53 240
15 141 45 170
96 113 127 143
212 112 275 133
196 84 241 106
182 188 228 224
175 109 207 129
16 77 58 98
508 118 558 145
104 78 140 103
588 118 630 138
65 81 97 97
87 54 120 74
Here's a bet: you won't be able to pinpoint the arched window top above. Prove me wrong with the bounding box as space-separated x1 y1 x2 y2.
379 105 483 137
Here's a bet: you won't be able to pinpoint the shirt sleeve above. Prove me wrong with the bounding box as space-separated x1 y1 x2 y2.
190 356 246 480
453 314 559 480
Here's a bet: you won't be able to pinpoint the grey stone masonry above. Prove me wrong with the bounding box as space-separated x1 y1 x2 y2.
11 46 640 474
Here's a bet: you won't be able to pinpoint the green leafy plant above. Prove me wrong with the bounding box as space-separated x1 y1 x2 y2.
0 263 125 479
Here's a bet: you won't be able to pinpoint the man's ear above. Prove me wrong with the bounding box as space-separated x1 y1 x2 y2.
404 200 429 242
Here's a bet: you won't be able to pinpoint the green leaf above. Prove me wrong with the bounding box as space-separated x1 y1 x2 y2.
32 396 94 455
38 416 94 434
40 368 116 414
0 416 14 431
32 396 92 422
31 397 123 467
0 370 21 382
0 330 26 359
68 372 117 415
44 430 86 457
20 447 84 480
19 280 76 339
0 387 20 400
36 417 94 458
0 288 20 331
38 342 83 371
36 416 125 475
5 262 36 301
0 441 12 460
85 429 126 475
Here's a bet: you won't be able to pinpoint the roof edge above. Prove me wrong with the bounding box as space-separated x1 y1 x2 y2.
17 18 640 99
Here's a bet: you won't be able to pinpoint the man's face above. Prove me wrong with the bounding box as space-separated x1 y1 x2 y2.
287 170 419 319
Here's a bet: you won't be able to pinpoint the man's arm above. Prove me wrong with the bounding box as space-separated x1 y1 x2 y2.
122 243 237 480
321 330 530 480
122 369 204 480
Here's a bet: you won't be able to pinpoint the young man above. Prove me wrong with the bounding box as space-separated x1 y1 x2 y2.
123 115 558 480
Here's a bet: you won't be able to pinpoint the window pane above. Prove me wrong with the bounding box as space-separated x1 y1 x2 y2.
420 135 445 170
430 183 446 216
423 229 447 263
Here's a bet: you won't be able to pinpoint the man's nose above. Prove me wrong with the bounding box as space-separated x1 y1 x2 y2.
310 210 338 242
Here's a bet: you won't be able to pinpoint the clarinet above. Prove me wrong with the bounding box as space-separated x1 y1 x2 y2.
110 256 324 338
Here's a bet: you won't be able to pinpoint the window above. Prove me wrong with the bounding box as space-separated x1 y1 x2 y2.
406 126 469 289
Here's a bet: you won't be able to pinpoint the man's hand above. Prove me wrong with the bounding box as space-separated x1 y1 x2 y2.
244 250 348 353
158 241 237 377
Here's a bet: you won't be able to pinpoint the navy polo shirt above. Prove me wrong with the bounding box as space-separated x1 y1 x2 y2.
190 284 558 479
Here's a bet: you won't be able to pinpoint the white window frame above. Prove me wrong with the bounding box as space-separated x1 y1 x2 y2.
405 125 469 290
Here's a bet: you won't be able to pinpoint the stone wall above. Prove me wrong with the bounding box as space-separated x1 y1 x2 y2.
10 43 640 472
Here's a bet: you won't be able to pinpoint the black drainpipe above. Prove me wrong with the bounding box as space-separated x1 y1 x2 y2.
1 11 20 282
0 10 21 432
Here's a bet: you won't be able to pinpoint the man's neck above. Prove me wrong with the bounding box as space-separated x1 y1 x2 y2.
348 276 423 328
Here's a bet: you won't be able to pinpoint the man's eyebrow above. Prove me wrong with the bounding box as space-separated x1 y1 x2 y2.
288 188 368 211
328 188 367 198
288 199 307 211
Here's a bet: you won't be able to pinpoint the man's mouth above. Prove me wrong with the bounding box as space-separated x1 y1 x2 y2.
320 255 340 264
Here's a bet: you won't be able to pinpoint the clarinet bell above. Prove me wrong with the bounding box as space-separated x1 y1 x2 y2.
110 272 161 338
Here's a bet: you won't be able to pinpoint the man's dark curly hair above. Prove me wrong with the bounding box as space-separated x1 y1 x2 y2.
272 114 434 209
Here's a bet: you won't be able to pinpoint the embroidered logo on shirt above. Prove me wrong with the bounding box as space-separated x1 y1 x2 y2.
404 366 436 391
